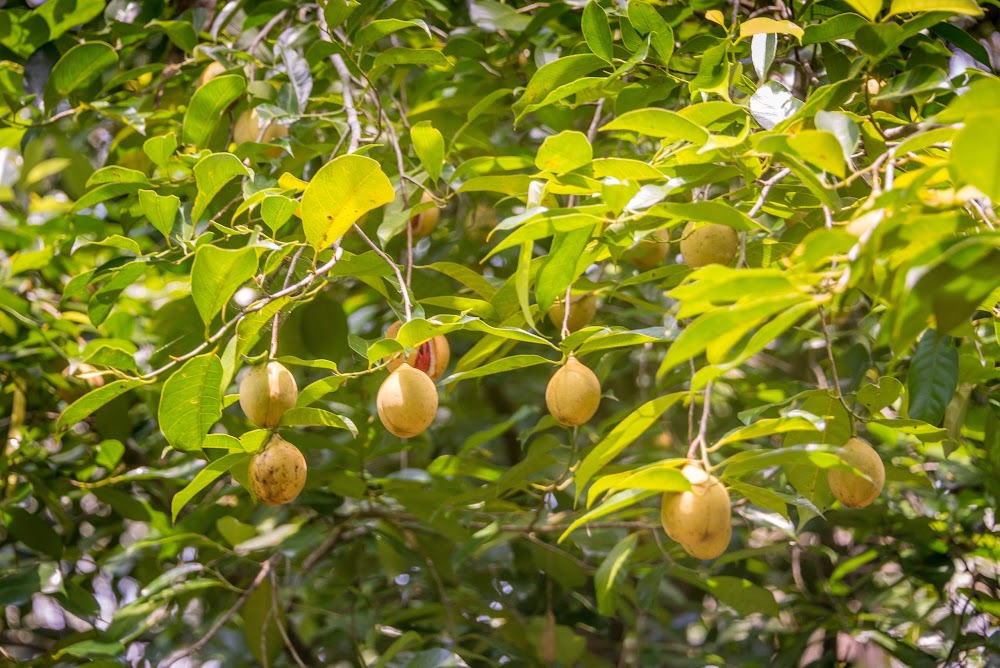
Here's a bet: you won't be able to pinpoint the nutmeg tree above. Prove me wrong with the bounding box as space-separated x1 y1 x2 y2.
1 1 999 666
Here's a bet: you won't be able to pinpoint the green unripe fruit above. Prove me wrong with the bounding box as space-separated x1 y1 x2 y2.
239 361 298 428
679 222 738 268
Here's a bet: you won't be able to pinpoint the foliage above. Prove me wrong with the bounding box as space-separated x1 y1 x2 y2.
1 0 999 666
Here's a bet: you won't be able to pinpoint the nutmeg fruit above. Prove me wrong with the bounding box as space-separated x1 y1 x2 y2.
546 293 598 333
623 229 671 270
408 192 440 238
385 321 450 381
239 361 298 428
376 363 439 438
197 61 227 88
233 108 289 157
249 434 307 505
661 464 731 560
679 222 738 268
827 437 884 508
545 357 601 426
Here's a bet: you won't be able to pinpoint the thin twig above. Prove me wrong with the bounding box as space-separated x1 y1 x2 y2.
380 107 414 286
738 168 791 269
560 284 573 339
352 224 412 321
247 9 289 55
162 557 275 667
143 248 343 379
817 307 866 422
686 380 713 469
270 246 307 358
269 570 307 668
586 99 605 144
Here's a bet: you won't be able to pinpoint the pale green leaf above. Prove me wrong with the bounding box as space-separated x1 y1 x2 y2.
190 245 258 325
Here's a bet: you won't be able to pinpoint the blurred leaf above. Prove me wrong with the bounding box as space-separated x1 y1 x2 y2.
171 452 250 521
595 533 638 616
45 41 118 109
412 121 446 182
907 330 958 425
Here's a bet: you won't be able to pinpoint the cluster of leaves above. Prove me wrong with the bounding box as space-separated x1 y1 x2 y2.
1 0 999 666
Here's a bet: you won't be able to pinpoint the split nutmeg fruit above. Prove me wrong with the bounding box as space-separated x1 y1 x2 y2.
385 321 450 381
249 434 307 505
239 361 298 428
377 363 439 438
661 464 732 560
545 357 601 426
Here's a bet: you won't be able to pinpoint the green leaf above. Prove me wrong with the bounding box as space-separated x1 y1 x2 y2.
370 47 450 79
144 133 177 166
750 81 803 130
715 417 819 448
158 354 224 453
626 2 674 64
907 330 958 425
600 108 708 143
302 155 395 251
57 380 144 432
595 533 638 616
191 152 251 223
692 575 779 616
787 130 846 178
582 1 614 63
650 200 762 231
45 42 118 108
411 121 445 183
558 489 657 543
857 376 904 413
242 577 284 666
138 190 180 238
887 0 983 16
574 392 686 499
191 245 258 325
738 17 804 41
354 19 429 50
952 114 1000 201
279 407 357 436
802 13 869 44
181 75 246 148
535 130 593 174
751 33 777 80
442 355 554 385
535 226 593 312
171 452 250 521
514 54 609 120
587 463 690 508
260 195 298 232
843 0 882 20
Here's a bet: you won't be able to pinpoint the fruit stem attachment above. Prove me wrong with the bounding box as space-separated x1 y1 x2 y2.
686 380 713 470
560 284 572 340
270 245 307 358
353 223 412 321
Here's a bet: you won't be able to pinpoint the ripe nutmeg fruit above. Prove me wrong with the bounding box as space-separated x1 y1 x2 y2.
239 361 298 428
679 222 738 268
661 464 732 560
197 61 227 87
623 229 671 270
376 363 439 438
547 293 598 333
233 108 289 157
545 357 601 426
409 192 441 238
827 437 885 508
249 434 307 505
385 321 450 381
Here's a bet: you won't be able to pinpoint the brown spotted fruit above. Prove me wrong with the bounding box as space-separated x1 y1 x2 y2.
827 437 884 508
409 192 441 238
545 357 601 427
239 361 298 428
546 293 598 333
249 434 307 505
660 464 732 560
384 321 450 381
679 222 738 268
377 363 438 438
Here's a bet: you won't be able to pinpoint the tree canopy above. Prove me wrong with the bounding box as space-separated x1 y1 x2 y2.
1 0 999 666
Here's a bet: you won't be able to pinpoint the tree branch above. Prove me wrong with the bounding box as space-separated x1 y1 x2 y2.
352 224 412 321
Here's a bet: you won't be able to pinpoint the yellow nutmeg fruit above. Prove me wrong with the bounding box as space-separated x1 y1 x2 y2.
827 437 885 508
661 464 732 560
249 434 307 505
384 321 450 381
376 363 439 438
197 61 227 87
239 361 298 428
547 293 598 333
679 222 738 268
408 192 441 238
233 108 289 157
545 357 601 426
623 229 671 270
